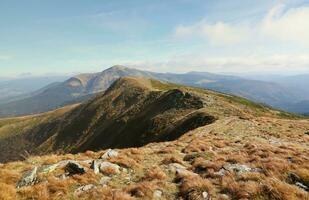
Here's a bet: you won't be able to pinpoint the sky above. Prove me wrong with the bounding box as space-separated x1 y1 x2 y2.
1 0 309 76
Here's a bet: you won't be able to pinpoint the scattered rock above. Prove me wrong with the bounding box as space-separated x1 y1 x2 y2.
153 189 163 198
169 163 186 172
176 168 199 178
16 167 38 188
90 160 100 174
295 182 308 191
101 149 118 159
223 163 261 174
39 163 58 174
65 161 86 175
99 176 111 185
202 191 209 199
74 184 96 195
288 172 309 191
99 161 120 174
214 168 226 176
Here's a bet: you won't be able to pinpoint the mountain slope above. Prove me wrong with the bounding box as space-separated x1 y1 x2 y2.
0 66 299 117
0 78 308 200
0 77 297 163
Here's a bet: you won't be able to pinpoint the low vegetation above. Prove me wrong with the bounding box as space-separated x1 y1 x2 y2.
0 77 308 199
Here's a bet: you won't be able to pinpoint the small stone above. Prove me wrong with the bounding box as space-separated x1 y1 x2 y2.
16 167 38 188
295 182 308 191
223 163 260 174
153 190 163 198
176 168 199 177
65 161 86 175
101 149 118 159
99 176 111 185
90 160 100 174
74 184 96 195
202 191 209 199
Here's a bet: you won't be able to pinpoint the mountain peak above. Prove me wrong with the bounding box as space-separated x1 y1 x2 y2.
107 65 129 71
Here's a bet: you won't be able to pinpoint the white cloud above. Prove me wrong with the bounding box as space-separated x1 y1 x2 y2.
174 3 309 46
260 3 309 44
175 20 249 46
124 54 309 74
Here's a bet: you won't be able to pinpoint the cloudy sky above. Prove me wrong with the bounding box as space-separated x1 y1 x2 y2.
1 0 309 76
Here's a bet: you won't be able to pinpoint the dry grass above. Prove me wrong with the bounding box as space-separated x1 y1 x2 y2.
0 183 16 200
144 166 167 181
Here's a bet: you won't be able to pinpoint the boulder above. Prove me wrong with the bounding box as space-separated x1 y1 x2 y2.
99 161 120 174
16 167 38 188
65 161 86 175
101 149 118 159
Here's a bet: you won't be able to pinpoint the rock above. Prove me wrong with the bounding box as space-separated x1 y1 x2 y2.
223 163 261 174
202 191 209 199
153 189 163 198
288 172 309 191
57 160 76 167
74 184 96 195
295 182 309 191
99 161 120 174
176 168 199 178
16 167 38 188
39 164 58 174
169 163 186 170
101 149 118 159
99 176 111 185
90 160 100 174
214 168 226 176
65 161 86 175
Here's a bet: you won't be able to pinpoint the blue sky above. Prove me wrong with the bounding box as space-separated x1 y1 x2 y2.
1 0 309 76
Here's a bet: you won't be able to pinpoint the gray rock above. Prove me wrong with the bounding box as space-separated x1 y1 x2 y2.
16 167 38 188
223 163 261 174
65 161 86 175
74 184 96 195
176 168 199 177
99 161 120 174
295 182 308 191
101 149 118 159
39 163 58 174
153 189 163 198
90 160 100 174
202 191 209 199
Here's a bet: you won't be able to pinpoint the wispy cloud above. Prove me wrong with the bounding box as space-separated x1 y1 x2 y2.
123 53 309 74
174 3 309 46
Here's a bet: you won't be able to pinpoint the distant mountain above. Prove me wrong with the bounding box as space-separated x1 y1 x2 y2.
0 65 301 117
0 76 69 104
286 100 309 114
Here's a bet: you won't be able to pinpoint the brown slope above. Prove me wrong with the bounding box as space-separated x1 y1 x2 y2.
0 77 217 162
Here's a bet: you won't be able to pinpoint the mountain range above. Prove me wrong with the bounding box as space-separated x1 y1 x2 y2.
0 65 308 117
0 77 308 199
